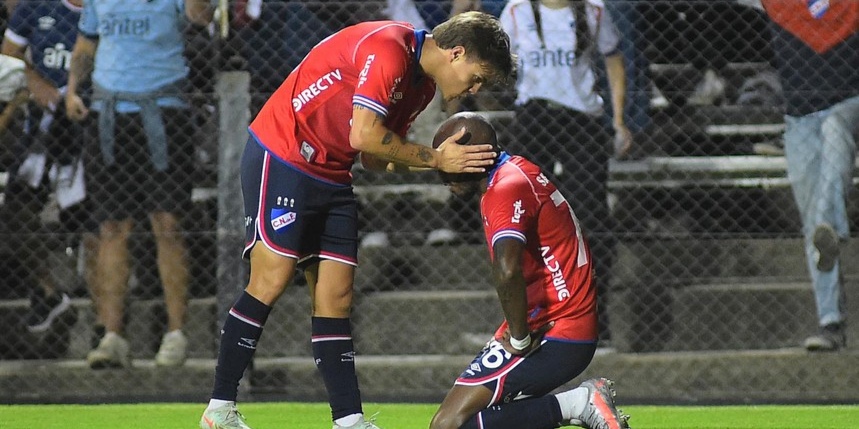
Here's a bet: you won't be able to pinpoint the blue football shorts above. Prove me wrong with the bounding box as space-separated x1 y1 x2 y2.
240 138 358 268
455 339 597 405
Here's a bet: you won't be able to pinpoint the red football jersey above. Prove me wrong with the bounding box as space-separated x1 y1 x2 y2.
762 0 859 54
482 154 598 342
249 21 437 184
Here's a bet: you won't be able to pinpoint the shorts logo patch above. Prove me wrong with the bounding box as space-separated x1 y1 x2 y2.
271 208 297 231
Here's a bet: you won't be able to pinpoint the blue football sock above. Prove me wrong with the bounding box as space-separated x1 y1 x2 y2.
211 292 271 401
461 396 562 429
312 317 363 421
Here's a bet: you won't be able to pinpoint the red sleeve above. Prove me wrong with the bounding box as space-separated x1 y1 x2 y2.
351 27 410 118
484 174 539 249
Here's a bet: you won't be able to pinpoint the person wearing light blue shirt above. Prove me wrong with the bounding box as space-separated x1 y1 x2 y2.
64 0 212 370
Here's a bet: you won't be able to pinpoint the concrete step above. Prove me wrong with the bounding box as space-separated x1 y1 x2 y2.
359 236 852 293
3 349 859 404
9 278 842 359
667 282 814 351
355 245 491 292
0 297 219 361
352 290 501 355
220 288 502 357
2 237 855 359
608 280 859 353
0 286 500 361
613 237 859 288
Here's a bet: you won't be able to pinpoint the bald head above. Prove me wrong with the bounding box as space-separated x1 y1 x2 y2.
432 112 499 150
433 112 499 186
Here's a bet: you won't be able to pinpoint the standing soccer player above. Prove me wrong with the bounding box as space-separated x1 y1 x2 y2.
429 113 630 429
200 12 515 429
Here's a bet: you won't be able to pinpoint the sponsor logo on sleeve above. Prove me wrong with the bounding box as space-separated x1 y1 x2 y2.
511 200 525 223
357 54 376 87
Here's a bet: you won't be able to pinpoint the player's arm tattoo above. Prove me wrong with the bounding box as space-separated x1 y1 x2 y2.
381 131 394 145
352 108 433 166
384 139 402 160
417 147 433 163
384 141 433 166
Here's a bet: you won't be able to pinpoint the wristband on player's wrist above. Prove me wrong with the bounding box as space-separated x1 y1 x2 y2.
509 334 531 351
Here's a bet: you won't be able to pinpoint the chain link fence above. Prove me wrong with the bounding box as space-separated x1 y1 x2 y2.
1 0 857 404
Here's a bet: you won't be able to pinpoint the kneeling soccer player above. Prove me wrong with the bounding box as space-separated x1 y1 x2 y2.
429 113 630 429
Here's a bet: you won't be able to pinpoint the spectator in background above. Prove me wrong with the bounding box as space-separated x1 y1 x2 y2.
499 0 632 346
680 2 730 106
637 1 772 110
760 0 859 352
1 0 98 335
0 0 16 28
308 0 387 33
603 0 650 137
232 0 327 104
199 12 514 429
65 0 213 368
429 112 630 429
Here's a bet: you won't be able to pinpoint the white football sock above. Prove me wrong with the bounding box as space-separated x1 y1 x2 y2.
206 399 235 411
335 413 363 428
555 387 589 421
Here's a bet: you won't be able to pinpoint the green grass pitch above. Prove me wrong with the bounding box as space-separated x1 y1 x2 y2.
2 402 856 428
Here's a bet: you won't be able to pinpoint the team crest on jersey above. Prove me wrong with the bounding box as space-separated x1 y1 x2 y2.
270 208 297 231
388 77 403 104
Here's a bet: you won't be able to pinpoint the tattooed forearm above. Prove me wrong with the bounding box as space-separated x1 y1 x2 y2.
417 147 433 163
385 144 433 167
385 142 402 160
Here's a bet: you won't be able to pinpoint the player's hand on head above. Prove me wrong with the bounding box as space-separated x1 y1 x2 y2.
435 127 497 173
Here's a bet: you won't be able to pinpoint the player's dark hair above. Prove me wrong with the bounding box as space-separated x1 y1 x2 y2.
432 11 516 87
432 112 500 185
